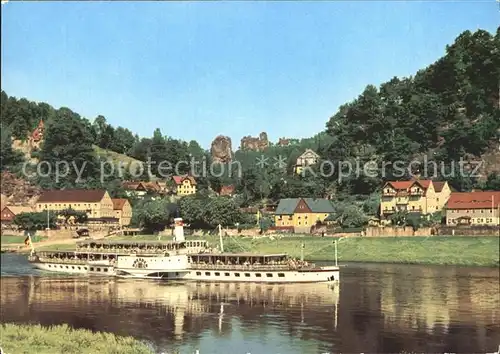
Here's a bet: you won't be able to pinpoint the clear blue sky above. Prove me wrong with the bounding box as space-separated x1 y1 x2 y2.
1 1 498 148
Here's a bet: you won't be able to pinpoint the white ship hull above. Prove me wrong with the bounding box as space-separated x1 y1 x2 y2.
179 266 340 283
30 261 339 283
31 261 116 275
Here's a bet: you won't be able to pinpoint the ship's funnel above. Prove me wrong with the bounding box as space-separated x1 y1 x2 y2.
174 217 185 242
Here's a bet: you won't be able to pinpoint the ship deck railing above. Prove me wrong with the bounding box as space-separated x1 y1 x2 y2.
190 263 317 271
33 257 99 265
76 248 170 254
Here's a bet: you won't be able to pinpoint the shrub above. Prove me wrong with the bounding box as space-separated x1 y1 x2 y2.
0 323 154 354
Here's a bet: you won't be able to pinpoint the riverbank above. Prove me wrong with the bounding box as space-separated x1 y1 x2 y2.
0 323 155 354
112 234 500 267
4 234 499 267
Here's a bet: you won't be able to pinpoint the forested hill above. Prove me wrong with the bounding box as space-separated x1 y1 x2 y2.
320 28 500 194
1 28 499 200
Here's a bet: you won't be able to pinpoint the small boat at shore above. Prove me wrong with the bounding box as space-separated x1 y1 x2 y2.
27 218 341 283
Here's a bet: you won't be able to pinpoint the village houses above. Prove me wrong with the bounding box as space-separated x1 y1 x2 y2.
294 149 320 175
274 198 335 232
172 176 197 196
445 191 500 226
35 189 119 225
1 205 35 226
111 198 133 226
380 179 451 218
219 185 235 197
122 181 165 198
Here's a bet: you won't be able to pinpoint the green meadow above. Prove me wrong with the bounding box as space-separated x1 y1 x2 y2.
0 323 155 354
26 233 499 267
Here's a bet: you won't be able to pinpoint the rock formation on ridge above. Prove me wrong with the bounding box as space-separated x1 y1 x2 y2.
211 135 233 163
240 132 269 151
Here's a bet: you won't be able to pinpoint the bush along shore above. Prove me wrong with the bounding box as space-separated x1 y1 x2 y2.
0 323 155 354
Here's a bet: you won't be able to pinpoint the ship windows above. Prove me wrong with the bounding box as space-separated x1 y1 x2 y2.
255 273 261 277
205 272 211 276
196 272 202 276
104 268 108 272
84 267 88 270
244 273 251 277
234 273 240 277
215 272 220 276
72 266 75 269
78 267 81 270
97 268 101 272
90 267 94 271
278 273 285 277
224 273 230 276
266 273 273 277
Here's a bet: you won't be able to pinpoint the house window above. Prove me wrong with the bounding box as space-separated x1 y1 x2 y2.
235 273 240 277
266 273 273 277
205 272 211 276
278 273 285 278
215 272 220 276
225 273 230 276
255 273 261 277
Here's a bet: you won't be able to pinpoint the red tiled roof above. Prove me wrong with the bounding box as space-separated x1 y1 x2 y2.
415 180 431 188
386 181 413 190
122 181 161 192
220 185 235 195
385 179 436 190
112 198 128 210
122 181 141 189
37 189 107 203
446 191 500 210
433 181 446 193
172 176 197 185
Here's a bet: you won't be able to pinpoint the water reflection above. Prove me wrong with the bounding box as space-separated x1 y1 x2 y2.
1 258 499 353
0 276 339 353
339 264 500 353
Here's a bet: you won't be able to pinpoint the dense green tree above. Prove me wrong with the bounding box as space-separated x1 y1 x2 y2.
58 209 88 224
178 195 243 228
201 196 242 227
322 28 500 194
482 173 500 190
0 127 24 172
13 211 57 232
37 109 99 188
134 198 173 233
330 202 368 228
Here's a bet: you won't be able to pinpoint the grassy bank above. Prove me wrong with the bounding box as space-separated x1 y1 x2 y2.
1 235 48 244
0 323 154 354
108 234 500 267
31 234 500 267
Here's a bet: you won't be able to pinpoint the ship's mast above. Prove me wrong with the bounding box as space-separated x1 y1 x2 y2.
218 224 224 252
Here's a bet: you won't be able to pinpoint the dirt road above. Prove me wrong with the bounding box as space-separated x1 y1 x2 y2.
1 237 80 253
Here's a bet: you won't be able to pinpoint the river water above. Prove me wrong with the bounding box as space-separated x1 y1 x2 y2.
1 253 499 353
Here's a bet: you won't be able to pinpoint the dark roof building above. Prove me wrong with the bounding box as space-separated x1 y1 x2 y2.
37 189 108 203
275 198 335 215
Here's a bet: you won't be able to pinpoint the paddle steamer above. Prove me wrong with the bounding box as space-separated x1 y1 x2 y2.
28 218 340 283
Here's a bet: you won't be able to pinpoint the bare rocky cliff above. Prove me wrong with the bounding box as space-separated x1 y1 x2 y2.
240 132 269 151
211 135 233 163
0 171 41 206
